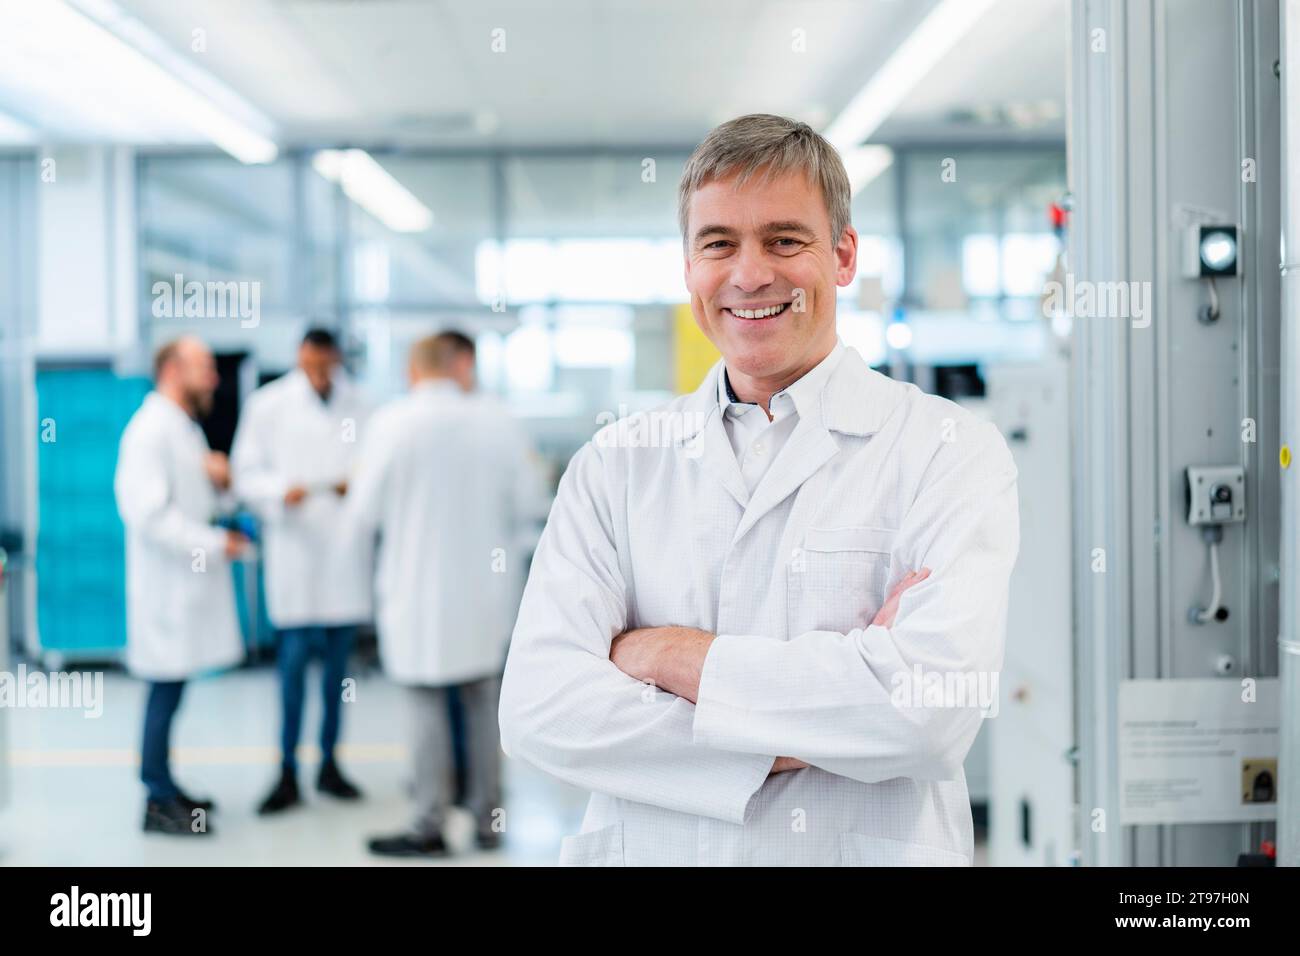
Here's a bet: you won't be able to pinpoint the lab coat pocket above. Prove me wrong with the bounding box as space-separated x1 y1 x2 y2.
557 821 625 867
839 832 970 867
788 526 896 634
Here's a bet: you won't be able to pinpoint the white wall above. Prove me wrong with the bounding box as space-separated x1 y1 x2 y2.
35 145 137 357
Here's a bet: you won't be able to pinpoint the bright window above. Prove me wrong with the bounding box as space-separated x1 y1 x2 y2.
476 237 684 304
962 232 1059 299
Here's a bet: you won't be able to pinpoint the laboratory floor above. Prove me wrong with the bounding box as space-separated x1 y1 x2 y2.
1 664 990 866
0 665 588 866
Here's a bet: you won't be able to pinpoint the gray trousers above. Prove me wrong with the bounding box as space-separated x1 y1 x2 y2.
408 676 502 837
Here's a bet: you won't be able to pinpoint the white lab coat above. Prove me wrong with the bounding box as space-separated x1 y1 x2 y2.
230 369 372 628
346 380 547 686
498 344 1020 866
114 392 244 681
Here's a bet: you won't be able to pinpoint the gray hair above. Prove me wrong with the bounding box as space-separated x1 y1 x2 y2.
677 113 852 246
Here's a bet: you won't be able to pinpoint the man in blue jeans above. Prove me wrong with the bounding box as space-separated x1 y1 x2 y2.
116 338 251 836
231 328 373 813
271 624 357 807
140 683 191 814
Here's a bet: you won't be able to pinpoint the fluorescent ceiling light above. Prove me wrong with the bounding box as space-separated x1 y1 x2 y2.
842 145 894 194
824 0 999 168
0 0 277 163
313 150 434 234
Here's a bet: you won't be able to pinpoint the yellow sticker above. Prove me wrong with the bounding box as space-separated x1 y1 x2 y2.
1281 445 1292 469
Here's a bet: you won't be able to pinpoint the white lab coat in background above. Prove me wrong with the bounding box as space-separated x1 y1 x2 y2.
498 344 1020 866
346 380 547 686
114 392 243 681
230 369 372 628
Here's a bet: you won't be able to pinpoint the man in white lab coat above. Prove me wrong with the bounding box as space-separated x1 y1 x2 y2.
347 331 545 858
230 328 371 813
115 336 250 836
498 114 1020 866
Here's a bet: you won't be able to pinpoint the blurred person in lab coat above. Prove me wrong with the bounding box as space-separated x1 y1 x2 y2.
230 328 372 814
347 331 545 858
498 114 1020 866
115 336 250 836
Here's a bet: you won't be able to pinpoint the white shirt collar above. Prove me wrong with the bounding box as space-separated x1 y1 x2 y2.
717 338 846 420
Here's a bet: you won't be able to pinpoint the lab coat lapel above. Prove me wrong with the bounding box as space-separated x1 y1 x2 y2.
679 360 749 510
677 348 900 539
732 408 838 544
697 411 750 510
730 346 896 544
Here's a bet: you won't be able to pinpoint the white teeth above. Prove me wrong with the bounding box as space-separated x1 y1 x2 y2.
729 302 787 319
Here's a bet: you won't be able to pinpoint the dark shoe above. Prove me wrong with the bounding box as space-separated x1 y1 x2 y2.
143 798 213 837
176 790 216 814
475 828 504 851
367 832 449 858
317 760 362 800
257 768 301 815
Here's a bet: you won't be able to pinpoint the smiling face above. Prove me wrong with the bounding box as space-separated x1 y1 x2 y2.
684 168 857 401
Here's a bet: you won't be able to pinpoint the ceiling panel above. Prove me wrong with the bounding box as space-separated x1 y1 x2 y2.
14 0 1067 148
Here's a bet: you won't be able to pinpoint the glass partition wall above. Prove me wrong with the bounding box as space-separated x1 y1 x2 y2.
136 144 1066 471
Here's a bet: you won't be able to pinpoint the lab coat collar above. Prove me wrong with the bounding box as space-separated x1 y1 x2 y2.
686 338 902 443
286 367 352 408
676 337 906 533
818 344 907 436
144 390 198 426
412 378 464 398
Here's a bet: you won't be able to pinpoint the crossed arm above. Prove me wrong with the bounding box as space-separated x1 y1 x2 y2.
608 569 930 773
498 425 1017 825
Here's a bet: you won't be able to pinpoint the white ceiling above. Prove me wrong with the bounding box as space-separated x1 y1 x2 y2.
104 0 1067 149
884 0 1068 139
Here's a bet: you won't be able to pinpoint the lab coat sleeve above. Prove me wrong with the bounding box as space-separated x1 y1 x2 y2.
114 424 229 559
691 420 1019 784
498 441 776 824
340 408 393 540
230 394 289 516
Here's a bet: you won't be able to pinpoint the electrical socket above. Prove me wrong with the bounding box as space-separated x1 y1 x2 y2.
1185 466 1246 525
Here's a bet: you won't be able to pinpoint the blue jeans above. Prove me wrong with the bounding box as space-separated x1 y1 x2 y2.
141 680 185 802
277 625 356 773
